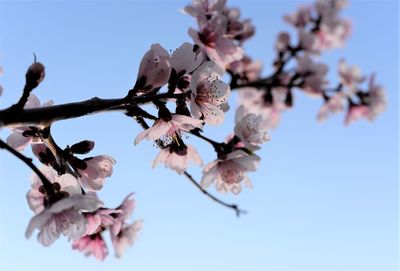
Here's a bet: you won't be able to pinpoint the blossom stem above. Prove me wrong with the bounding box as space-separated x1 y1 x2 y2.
0 138 55 197
183 171 246 217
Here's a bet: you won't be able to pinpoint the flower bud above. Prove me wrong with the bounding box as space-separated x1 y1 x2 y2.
70 140 95 154
136 44 171 91
26 62 45 87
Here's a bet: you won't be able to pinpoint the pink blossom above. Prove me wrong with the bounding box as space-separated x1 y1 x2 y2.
344 74 386 125
25 194 103 246
136 44 171 91
201 150 260 194
234 105 270 150
190 61 230 125
275 32 291 52
228 55 262 83
6 94 53 151
188 15 243 68
77 155 116 191
184 0 227 18
344 104 370 125
85 208 122 235
112 220 143 258
109 193 136 237
297 56 328 97
152 144 203 174
338 59 365 90
366 73 386 120
317 93 346 122
314 20 351 51
27 166 82 214
72 233 108 261
222 7 255 42
171 42 203 75
134 114 203 145
298 30 319 54
284 5 311 28
238 87 287 130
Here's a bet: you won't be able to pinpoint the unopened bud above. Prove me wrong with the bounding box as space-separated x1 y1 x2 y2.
26 62 45 87
70 140 95 154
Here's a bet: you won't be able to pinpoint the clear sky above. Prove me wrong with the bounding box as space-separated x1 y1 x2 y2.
0 0 398 270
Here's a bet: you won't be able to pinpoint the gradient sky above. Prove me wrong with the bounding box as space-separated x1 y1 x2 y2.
0 0 398 270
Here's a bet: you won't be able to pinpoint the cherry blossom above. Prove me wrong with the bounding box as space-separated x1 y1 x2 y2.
201 150 260 194
238 87 287 130
85 207 122 235
188 15 244 68
285 0 351 52
25 194 103 246
134 114 203 145
77 155 116 191
109 192 136 237
222 7 254 42
72 233 108 261
344 104 370 125
275 32 291 52
284 5 311 28
234 105 270 150
313 20 351 51
152 143 203 174
366 74 386 119
26 166 82 214
344 74 386 125
6 94 53 151
296 55 328 97
171 42 203 75
190 61 230 124
338 59 365 90
72 192 140 260
112 220 143 258
317 92 345 122
228 55 262 83
184 0 227 18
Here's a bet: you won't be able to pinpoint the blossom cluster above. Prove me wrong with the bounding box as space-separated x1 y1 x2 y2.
0 0 387 261
230 0 385 127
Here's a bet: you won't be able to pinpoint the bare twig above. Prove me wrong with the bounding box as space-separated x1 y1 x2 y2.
183 171 246 217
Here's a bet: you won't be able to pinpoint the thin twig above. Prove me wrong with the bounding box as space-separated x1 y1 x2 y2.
183 171 246 217
131 115 245 216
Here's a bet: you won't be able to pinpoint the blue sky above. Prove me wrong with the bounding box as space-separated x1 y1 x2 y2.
0 0 398 270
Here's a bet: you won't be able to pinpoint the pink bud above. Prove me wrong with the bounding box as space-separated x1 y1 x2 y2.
136 44 171 91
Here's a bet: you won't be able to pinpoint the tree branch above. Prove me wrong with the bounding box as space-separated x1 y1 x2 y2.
0 138 55 197
0 92 188 128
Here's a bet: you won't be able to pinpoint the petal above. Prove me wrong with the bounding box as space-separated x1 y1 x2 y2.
6 131 31 151
187 145 203 166
200 164 218 189
58 174 81 196
152 148 169 169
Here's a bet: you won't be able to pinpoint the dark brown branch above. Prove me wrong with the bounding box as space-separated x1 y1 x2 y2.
0 92 187 127
0 138 55 197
